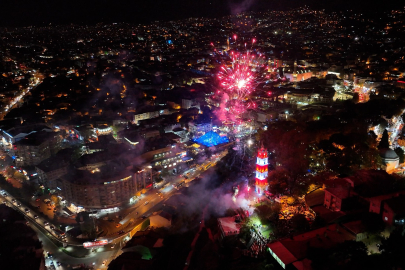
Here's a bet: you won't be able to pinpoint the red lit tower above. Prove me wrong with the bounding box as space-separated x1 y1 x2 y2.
255 145 268 195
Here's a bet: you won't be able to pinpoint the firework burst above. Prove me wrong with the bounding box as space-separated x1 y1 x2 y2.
215 47 265 121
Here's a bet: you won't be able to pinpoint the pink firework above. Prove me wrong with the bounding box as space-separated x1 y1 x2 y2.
216 50 264 119
217 52 255 100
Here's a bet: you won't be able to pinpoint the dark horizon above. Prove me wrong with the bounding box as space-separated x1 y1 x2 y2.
1 0 404 27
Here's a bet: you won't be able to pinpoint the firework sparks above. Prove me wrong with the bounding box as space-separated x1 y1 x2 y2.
216 48 264 120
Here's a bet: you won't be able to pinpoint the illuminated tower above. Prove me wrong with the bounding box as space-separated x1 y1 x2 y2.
255 145 268 195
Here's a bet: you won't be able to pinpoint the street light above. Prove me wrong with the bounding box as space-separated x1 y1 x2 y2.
147 166 153 188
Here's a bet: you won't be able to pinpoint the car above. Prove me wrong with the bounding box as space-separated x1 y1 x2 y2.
34 215 39 219
110 244 115 249
35 198 40 202
11 199 16 203
140 215 147 219
36 205 40 208
56 262 61 266
115 223 122 228
17 202 21 206
47 251 53 258
47 208 52 210
50 225 55 230
44 222 49 226
144 201 149 205
118 230 125 234
24 208 30 213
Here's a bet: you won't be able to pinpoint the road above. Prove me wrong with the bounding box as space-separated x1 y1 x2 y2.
0 190 77 245
0 148 229 269
0 67 42 120
30 221 122 270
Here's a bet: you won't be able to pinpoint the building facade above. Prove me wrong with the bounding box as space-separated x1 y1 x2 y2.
14 131 61 167
60 168 150 210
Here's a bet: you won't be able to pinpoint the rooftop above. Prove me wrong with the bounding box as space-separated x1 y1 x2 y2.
268 224 355 267
15 130 59 146
218 216 241 236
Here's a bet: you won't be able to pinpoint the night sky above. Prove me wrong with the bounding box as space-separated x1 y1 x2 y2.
0 0 403 26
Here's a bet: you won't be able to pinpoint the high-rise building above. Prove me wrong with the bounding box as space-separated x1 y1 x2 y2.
255 145 268 195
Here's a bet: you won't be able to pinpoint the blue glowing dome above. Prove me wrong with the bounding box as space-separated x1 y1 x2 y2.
194 131 229 147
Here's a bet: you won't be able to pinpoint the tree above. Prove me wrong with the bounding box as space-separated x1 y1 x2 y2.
268 168 290 195
255 203 273 224
332 241 368 265
239 222 252 243
71 143 84 162
80 219 97 239
379 226 405 268
378 129 390 149
377 118 388 134
308 240 368 269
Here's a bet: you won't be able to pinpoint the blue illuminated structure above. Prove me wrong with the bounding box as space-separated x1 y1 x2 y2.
194 131 229 147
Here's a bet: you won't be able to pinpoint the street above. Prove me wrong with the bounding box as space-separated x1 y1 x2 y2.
0 148 229 270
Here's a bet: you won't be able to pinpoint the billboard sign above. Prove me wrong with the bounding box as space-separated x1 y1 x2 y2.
83 239 108 248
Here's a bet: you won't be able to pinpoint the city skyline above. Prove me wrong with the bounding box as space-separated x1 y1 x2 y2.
2 4 405 270
1 0 404 26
